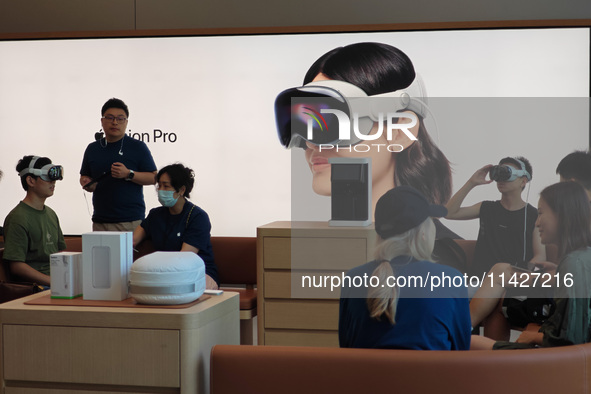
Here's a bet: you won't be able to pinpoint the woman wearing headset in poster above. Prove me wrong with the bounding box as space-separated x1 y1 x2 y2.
275 42 457 240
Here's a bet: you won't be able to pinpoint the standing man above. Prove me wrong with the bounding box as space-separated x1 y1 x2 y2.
80 98 157 231
3 156 66 286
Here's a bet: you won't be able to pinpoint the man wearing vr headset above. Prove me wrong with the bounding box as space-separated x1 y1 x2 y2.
3 156 66 286
446 157 545 276
446 156 547 340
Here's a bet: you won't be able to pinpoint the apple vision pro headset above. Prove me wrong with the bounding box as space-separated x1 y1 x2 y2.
489 159 532 182
274 74 429 149
18 156 64 181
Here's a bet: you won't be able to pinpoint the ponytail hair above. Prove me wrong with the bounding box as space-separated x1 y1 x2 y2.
367 260 398 323
366 218 435 324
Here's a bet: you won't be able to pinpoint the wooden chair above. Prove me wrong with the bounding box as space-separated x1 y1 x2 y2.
211 237 257 345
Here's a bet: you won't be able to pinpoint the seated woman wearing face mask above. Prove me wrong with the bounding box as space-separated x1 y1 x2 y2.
132 163 219 289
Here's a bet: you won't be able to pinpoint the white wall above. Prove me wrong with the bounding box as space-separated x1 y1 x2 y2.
0 28 588 237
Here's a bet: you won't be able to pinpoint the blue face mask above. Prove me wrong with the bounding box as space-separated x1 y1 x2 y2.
158 190 179 208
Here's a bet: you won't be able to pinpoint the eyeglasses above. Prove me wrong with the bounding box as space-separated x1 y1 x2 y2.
102 115 128 123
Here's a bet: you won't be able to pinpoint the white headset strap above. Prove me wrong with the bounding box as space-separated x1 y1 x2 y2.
18 156 41 177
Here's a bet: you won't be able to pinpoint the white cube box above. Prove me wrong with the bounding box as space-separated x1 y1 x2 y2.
82 231 133 301
50 252 83 299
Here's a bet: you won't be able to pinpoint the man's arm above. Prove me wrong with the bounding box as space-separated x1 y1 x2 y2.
445 165 493 220
9 262 50 286
80 175 97 192
111 163 156 185
133 225 147 248
131 171 158 186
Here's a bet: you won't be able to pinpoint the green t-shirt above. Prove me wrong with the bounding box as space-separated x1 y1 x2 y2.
3 201 66 275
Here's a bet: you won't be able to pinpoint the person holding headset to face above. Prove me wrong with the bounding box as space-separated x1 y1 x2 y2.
446 157 545 279
132 163 219 290
446 157 548 341
275 42 457 240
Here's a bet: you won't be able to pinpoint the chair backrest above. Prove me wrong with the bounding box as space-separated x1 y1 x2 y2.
210 344 591 394
64 236 83 252
454 239 476 270
134 236 257 286
211 237 256 285
0 248 9 282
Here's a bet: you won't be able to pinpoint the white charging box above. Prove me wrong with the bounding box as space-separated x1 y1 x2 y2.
50 252 83 299
82 231 133 301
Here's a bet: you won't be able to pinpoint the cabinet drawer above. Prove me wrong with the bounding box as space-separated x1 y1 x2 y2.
3 325 180 387
264 300 339 330
263 237 368 270
263 237 291 269
265 270 348 299
265 329 339 347
6 388 154 394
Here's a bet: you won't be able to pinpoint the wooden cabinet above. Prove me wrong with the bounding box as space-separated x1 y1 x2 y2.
257 221 376 347
0 292 239 394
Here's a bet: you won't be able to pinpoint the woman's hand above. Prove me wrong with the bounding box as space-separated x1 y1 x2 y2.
532 261 558 274
516 326 543 345
206 274 219 290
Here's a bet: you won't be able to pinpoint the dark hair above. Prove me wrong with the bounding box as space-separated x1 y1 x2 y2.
156 163 195 199
303 42 451 205
0 169 3 181
556 150 591 191
499 156 532 180
540 181 591 259
101 98 129 118
16 155 52 190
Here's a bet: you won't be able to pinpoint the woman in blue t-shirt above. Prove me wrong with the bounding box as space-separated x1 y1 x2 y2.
339 186 471 350
133 163 219 289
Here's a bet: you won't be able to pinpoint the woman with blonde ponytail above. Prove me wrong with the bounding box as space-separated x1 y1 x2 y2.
339 186 471 350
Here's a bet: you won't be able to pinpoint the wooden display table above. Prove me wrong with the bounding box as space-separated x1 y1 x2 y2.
257 221 376 347
0 291 239 394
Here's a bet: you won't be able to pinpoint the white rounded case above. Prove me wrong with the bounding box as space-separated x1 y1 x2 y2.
129 251 205 305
